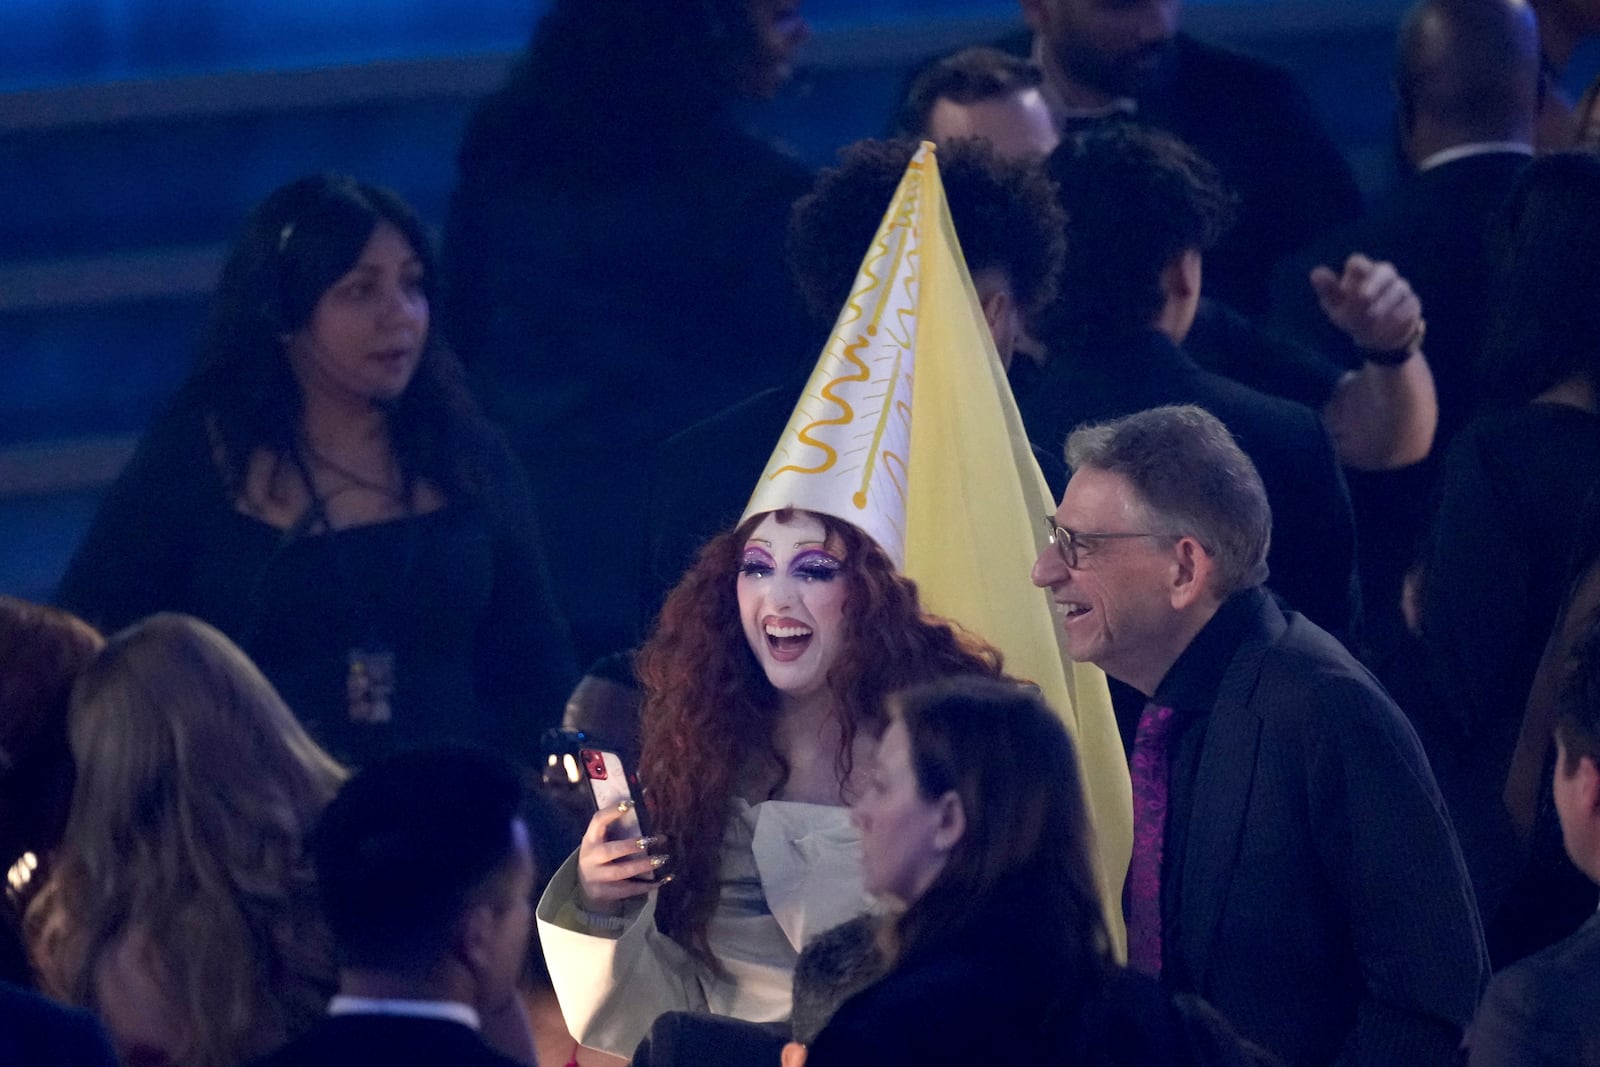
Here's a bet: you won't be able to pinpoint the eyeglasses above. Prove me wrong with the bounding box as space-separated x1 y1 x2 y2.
1041 516 1176 569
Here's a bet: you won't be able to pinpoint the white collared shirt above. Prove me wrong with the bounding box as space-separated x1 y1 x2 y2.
327 995 480 1031
1417 141 1533 172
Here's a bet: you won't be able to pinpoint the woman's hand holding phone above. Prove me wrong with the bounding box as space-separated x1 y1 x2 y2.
576 802 671 907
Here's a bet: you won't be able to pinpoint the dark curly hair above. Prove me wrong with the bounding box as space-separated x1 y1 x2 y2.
1043 122 1237 336
636 509 1005 967
186 173 498 508
787 137 1066 326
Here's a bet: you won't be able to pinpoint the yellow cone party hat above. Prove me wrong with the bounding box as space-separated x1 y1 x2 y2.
743 143 1132 954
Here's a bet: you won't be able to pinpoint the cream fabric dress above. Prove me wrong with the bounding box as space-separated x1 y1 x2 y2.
537 798 869 1058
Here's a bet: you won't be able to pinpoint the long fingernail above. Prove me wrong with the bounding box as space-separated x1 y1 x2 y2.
617 800 632 813
650 854 670 869
659 873 675 884
634 837 650 850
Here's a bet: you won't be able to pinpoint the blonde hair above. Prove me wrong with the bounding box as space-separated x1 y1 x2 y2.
26 613 346 1067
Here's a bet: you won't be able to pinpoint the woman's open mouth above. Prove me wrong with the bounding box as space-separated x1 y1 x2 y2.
765 620 813 662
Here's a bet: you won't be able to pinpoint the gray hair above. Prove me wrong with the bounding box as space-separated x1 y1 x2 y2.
1064 405 1271 596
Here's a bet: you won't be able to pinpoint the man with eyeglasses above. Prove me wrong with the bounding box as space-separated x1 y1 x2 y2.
1031 404 1486 1067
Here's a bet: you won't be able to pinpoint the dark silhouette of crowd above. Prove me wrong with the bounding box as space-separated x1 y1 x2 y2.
6 0 1600 1064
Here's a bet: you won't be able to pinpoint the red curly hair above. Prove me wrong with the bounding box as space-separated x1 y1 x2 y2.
636 509 1006 966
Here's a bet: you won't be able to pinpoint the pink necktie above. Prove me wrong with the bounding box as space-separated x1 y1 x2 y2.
1126 701 1176 976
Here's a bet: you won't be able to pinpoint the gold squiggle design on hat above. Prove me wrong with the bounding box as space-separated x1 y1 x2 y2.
766 169 916 481
852 186 921 510
767 331 872 478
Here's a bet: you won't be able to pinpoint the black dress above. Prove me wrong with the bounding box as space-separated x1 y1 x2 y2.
1413 400 1600 963
56 393 579 769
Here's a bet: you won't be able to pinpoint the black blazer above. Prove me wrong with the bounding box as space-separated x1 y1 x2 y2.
1167 593 1487 1066
1017 326 1360 645
247 1014 525 1067
0 982 118 1067
1469 911 1600 1066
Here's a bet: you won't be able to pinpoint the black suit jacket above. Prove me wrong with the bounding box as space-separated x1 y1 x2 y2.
0 982 118 1067
247 1014 525 1067
1159 591 1487 1066
1017 326 1359 645
1270 150 1531 655
1469 911 1600 1066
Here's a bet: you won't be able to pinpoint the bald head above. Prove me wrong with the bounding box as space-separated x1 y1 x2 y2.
1397 0 1540 161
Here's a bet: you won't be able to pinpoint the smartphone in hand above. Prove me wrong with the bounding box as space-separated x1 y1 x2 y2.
580 746 654 837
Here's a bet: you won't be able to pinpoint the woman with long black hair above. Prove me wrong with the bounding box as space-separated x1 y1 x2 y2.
58 174 577 767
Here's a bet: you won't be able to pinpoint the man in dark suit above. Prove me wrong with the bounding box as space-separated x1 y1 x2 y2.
0 982 118 1067
1014 0 1363 317
1469 615 1600 1066
251 748 537 1067
1272 0 1539 658
1030 404 1487 1066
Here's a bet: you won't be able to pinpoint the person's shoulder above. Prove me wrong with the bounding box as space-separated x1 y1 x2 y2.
0 982 118 1065
1450 402 1600 477
809 959 1020 1066
1237 601 1387 709
250 1015 524 1067
1467 400 1600 439
1260 609 1376 686
1494 914 1600 998
1192 364 1327 446
1172 33 1298 96
825 933 1023 1034
1475 917 1600 1063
